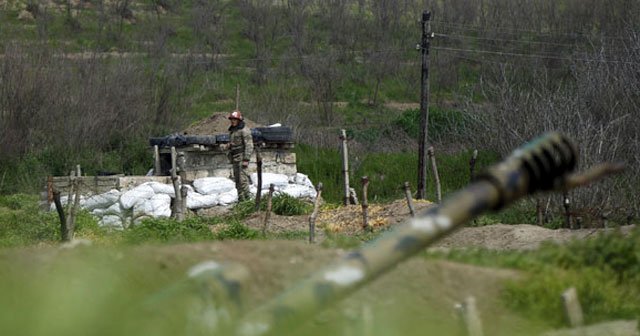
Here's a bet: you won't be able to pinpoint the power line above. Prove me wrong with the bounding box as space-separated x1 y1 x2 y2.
435 33 579 49
433 46 640 65
432 19 635 42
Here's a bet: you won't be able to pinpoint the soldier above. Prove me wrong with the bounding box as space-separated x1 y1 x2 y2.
227 110 254 201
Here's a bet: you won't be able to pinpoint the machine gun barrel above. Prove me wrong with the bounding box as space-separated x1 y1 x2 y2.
234 132 618 336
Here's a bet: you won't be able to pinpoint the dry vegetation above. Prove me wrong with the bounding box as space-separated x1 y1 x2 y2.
0 0 639 219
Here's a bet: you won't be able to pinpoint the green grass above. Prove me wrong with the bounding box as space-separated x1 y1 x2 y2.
295 143 499 204
0 194 107 248
433 226 640 326
393 105 476 142
0 137 154 194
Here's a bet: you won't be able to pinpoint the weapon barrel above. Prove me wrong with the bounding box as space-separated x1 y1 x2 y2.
236 132 578 336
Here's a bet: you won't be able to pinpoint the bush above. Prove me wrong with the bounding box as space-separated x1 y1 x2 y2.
271 193 313 216
535 227 640 283
228 199 258 220
211 221 259 240
124 217 214 244
504 267 640 326
393 106 474 142
0 194 58 247
438 226 640 325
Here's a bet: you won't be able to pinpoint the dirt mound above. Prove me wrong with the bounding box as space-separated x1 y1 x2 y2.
236 198 637 251
317 199 434 234
182 112 263 135
433 224 636 251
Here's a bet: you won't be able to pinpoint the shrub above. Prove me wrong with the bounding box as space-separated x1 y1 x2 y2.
212 221 259 240
535 227 640 283
228 199 258 220
439 226 640 325
271 193 313 216
124 217 214 244
392 106 474 142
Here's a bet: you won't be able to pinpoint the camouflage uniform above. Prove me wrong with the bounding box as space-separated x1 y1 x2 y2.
228 121 254 201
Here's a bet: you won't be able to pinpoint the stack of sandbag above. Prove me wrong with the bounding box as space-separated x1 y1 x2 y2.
51 173 317 229
188 177 238 209
249 172 317 199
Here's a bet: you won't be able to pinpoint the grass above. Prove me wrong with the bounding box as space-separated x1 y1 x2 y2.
295 143 499 204
433 225 640 326
1 193 639 334
0 193 311 247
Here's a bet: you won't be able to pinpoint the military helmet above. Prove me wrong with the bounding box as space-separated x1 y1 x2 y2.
228 110 243 121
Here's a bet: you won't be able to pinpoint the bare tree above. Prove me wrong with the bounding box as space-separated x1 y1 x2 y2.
284 0 312 74
237 0 284 85
189 0 229 61
302 53 342 125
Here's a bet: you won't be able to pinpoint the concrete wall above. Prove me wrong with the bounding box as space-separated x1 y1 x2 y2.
45 175 173 196
159 145 297 183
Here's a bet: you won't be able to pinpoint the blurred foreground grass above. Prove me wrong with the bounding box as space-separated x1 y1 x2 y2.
1 194 639 335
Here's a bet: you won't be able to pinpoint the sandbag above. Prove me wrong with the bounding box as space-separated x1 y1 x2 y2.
250 173 290 189
143 182 176 197
193 177 236 195
281 184 317 199
134 193 172 218
99 215 124 230
187 191 219 210
50 194 85 211
293 173 315 189
83 189 121 211
103 202 124 217
120 184 156 209
218 189 238 205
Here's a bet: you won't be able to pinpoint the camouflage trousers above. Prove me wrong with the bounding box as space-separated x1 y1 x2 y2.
232 161 251 201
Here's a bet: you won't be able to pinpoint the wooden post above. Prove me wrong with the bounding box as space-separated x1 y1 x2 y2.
62 171 77 241
65 170 75 216
536 197 543 226
456 296 484 336
47 175 54 204
40 176 54 211
170 146 184 221
76 164 82 177
177 151 186 182
309 182 323 244
262 184 275 236
562 287 584 327
255 147 263 211
180 185 189 219
601 211 609 228
403 182 416 217
340 129 350 206
153 145 162 176
235 83 240 110
469 149 478 182
52 190 68 241
427 146 441 203
70 176 80 239
417 10 433 200
563 192 571 229
65 169 80 241
361 176 370 232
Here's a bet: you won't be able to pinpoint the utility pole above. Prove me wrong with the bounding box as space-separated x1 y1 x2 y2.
417 10 434 199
